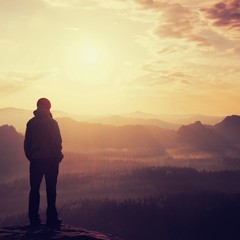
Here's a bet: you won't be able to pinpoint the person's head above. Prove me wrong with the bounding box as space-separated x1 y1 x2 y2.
37 98 51 110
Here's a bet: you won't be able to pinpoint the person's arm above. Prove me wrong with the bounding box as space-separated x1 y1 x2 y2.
24 123 32 161
51 121 64 162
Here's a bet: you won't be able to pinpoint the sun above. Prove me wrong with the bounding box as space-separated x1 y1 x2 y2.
75 40 116 83
78 43 103 67
65 37 116 84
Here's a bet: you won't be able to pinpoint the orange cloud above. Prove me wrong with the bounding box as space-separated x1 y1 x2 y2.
130 1 211 46
202 0 240 29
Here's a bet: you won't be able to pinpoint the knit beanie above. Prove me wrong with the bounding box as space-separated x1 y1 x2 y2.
37 98 51 110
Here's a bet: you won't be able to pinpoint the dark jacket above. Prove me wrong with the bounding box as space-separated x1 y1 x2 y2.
24 109 63 163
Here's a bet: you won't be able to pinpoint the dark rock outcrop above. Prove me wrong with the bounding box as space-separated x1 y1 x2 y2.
0 125 27 180
215 115 240 143
0 224 122 240
178 121 229 152
177 118 240 156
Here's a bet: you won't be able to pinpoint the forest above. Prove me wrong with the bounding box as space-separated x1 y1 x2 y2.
1 164 240 240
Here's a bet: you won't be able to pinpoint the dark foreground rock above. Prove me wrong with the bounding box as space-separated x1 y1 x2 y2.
0 224 122 240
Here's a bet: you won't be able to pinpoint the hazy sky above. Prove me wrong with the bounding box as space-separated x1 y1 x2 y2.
1 0 240 115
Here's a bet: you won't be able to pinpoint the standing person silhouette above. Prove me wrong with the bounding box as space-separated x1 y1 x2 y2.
24 98 63 227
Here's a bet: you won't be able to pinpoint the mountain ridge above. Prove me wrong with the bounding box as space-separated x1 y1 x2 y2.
1 114 240 175
0 107 224 133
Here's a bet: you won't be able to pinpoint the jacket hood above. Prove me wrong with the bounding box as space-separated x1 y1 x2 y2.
33 108 53 119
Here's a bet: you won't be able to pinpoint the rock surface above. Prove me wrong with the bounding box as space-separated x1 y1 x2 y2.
0 224 122 240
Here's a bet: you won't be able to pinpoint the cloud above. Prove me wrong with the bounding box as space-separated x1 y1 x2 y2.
131 66 194 86
0 69 60 95
129 1 210 45
89 0 240 90
202 0 240 29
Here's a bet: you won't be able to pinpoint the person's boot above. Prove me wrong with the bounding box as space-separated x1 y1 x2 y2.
46 217 62 227
30 218 41 227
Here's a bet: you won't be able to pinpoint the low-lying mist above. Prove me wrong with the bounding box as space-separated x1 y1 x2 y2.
1 114 240 239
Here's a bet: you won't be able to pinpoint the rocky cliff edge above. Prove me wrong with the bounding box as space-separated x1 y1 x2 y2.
0 224 122 240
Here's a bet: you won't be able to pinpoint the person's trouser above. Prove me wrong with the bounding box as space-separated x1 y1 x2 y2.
28 160 59 223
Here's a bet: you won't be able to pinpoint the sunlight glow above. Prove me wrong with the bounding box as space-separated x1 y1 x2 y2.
65 38 117 84
78 44 102 66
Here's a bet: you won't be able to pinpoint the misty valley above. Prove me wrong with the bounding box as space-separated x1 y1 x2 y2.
1 113 240 239
1 0 240 238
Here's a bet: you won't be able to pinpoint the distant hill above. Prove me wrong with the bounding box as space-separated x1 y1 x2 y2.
215 115 240 143
121 111 163 119
91 111 224 126
159 114 224 125
0 125 27 180
0 108 224 132
178 117 240 156
118 111 223 124
57 117 167 157
120 111 224 125
178 121 231 154
88 114 179 130
0 108 181 131
1 113 240 177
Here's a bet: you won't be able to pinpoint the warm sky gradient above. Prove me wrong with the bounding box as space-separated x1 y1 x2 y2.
1 0 240 116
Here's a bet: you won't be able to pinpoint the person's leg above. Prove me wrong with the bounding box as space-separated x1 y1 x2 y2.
45 162 61 225
29 161 44 226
